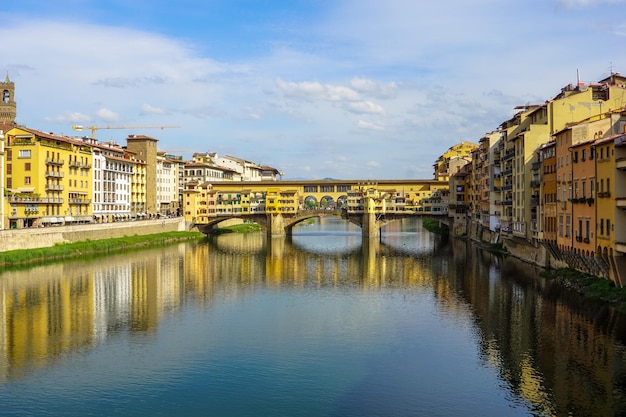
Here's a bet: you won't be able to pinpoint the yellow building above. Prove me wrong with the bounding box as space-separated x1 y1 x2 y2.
182 179 447 224
594 135 616 253
433 141 478 181
130 155 147 217
0 128 4 230
3 127 93 228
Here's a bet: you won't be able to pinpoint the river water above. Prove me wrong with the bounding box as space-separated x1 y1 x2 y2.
1 217 626 417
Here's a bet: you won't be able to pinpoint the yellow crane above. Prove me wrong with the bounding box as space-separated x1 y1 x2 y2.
71 124 180 138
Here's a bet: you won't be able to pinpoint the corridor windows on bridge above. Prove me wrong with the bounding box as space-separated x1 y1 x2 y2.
304 185 318 193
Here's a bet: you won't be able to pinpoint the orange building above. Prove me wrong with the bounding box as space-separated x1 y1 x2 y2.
554 127 573 249
570 138 596 253
539 140 557 243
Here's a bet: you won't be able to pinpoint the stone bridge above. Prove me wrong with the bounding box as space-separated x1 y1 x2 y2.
196 209 450 237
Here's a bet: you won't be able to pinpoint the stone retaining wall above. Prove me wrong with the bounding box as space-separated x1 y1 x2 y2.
0 218 187 252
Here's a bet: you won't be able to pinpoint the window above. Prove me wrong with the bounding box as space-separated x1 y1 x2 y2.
578 219 582 238
24 162 31 171
6 163 11 174
582 180 586 198
24 176 31 185
18 149 31 158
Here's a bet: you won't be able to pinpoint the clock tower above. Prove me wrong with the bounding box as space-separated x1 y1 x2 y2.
0 72 16 125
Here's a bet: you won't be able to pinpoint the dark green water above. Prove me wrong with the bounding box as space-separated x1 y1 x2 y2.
1 217 625 416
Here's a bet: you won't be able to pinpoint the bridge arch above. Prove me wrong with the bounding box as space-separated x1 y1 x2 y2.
304 196 318 209
320 195 335 208
282 210 363 234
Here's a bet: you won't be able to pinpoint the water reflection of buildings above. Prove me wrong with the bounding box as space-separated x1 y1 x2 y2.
448 239 626 416
0 245 186 382
1 234 626 416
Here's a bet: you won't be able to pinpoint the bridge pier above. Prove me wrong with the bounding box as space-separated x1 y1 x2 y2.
362 212 380 238
268 213 286 237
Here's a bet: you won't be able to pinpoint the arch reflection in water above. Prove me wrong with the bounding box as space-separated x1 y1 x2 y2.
290 217 362 255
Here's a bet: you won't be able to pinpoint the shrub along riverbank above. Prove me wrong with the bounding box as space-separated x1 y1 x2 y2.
540 268 626 313
422 218 449 235
0 231 204 268
210 223 262 234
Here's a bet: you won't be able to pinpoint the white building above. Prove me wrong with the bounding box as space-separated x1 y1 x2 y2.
90 141 133 222
156 154 179 215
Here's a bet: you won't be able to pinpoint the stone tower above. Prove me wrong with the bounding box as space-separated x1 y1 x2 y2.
0 73 16 125
126 134 158 216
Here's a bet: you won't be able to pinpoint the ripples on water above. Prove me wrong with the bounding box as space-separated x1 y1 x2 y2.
1 218 626 416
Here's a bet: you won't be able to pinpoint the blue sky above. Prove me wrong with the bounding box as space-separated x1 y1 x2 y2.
2 0 626 179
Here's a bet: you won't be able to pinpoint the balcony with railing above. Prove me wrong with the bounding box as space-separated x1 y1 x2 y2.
502 151 515 161
45 184 64 191
45 158 65 166
69 198 92 205
45 171 65 178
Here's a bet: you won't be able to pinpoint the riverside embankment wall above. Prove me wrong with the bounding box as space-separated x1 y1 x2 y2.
0 217 187 252
465 226 624 286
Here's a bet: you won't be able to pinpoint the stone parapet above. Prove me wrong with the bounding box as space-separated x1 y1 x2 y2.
0 217 186 252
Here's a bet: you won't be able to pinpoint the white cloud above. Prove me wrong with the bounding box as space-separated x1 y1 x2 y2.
96 108 119 123
44 112 91 124
357 120 384 131
141 104 165 115
350 78 397 98
276 79 360 102
367 160 380 168
348 101 384 114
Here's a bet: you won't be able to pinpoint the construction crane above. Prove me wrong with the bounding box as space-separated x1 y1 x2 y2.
71 124 180 138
